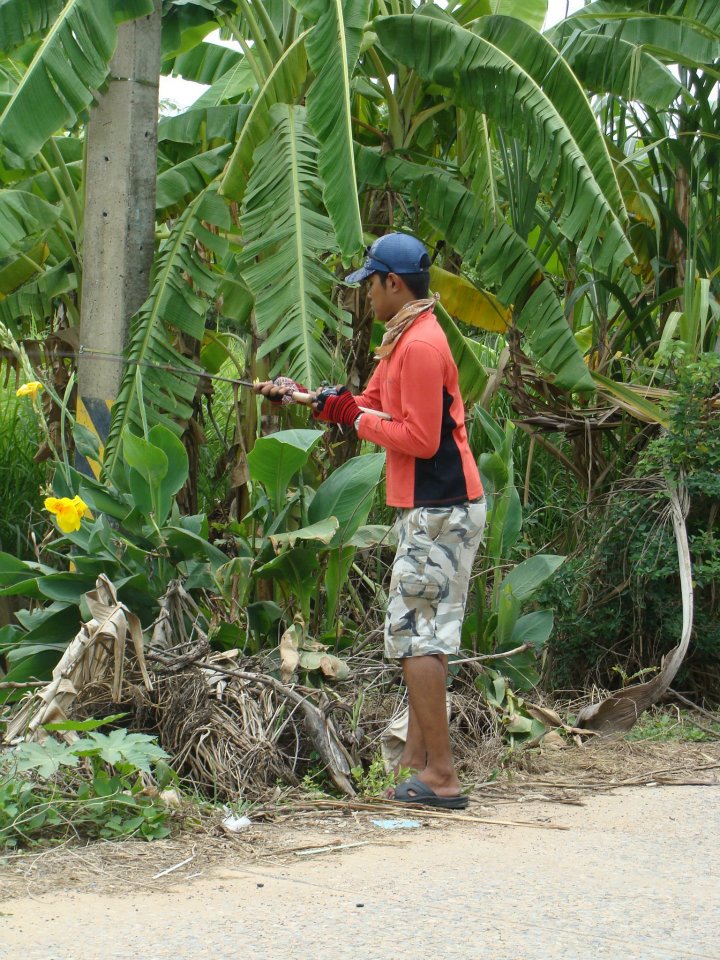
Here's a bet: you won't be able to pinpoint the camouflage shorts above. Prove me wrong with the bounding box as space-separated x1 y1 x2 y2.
385 500 486 660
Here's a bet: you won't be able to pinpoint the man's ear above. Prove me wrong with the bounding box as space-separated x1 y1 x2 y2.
387 272 402 291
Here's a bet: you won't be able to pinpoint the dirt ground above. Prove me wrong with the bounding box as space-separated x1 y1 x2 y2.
1 738 719 960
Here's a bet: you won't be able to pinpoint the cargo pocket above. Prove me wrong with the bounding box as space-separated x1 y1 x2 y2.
398 571 442 602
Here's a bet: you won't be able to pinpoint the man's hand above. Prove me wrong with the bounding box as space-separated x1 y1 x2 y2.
313 386 361 427
254 376 305 406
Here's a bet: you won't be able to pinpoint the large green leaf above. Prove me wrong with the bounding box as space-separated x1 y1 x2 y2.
0 190 61 257
158 104 250 147
490 0 547 31
499 553 565 603
238 103 348 387
0 259 76 329
375 13 632 274
0 241 50 295
0 0 155 157
308 452 385 548
561 1 720 67
551 30 685 109
164 35 244 84
220 31 309 202
247 428 323 510
510 609 554 650
287 0 367 258
355 146 595 392
104 186 230 477
434 302 489 406
0 0 64 52
156 144 232 215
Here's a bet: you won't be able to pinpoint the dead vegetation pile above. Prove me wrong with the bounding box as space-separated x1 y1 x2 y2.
3 576 719 810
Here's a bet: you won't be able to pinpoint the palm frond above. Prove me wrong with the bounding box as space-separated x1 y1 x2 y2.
103 186 230 477
0 0 154 157
434 302 489 405
550 30 685 109
0 0 64 52
0 189 61 256
0 260 75 330
239 103 346 389
562 1 720 65
156 144 232 216
375 13 634 277
288 0 368 259
220 31 309 203
163 35 243 85
158 104 251 147
356 146 595 392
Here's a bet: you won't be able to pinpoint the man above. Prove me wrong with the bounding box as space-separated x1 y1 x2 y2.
257 233 485 809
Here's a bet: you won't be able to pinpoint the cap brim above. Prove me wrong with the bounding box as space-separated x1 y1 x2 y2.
344 264 373 285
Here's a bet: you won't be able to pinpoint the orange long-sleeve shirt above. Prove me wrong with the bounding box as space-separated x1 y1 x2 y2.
355 310 483 508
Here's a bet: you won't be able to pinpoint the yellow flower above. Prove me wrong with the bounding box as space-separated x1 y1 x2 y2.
44 495 89 534
16 381 43 399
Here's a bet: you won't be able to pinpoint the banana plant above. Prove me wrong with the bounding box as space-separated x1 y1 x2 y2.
2 0 718 496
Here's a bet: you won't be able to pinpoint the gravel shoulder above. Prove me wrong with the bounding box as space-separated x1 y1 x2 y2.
2 777 719 960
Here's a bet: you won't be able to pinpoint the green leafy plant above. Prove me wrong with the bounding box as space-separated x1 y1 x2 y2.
474 668 547 748
0 721 174 848
222 428 387 651
0 422 226 700
351 755 412 799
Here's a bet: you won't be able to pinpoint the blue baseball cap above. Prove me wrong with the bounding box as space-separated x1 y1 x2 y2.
345 233 431 284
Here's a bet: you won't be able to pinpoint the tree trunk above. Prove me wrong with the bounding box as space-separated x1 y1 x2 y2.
77 1 162 475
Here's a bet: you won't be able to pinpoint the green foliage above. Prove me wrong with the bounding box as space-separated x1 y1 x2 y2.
0 388 48 555
0 722 173 849
0 0 155 158
0 424 224 698
239 104 350 387
246 429 385 634
544 355 720 696
351 755 411 799
474 667 547 746
640 354 720 498
625 707 720 744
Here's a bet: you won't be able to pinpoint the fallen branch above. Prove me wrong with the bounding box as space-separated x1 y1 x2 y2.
252 798 570 830
666 690 720 724
452 643 532 666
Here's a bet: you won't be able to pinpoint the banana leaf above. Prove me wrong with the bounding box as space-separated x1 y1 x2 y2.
238 103 347 388
287 0 368 258
0 0 155 157
375 13 633 275
220 30 309 203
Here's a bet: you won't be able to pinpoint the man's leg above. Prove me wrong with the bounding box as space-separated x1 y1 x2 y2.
397 700 426 773
401 652 461 797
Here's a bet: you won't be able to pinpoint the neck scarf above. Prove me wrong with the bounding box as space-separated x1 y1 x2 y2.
374 293 440 360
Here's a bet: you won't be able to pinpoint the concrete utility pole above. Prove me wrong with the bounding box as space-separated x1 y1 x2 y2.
77 1 162 476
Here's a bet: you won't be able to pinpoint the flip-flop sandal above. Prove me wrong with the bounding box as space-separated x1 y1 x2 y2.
393 774 469 810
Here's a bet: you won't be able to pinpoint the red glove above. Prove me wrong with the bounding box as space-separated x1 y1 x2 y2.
313 386 361 426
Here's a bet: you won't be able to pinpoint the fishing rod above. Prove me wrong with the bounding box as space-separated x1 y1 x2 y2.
70 346 391 420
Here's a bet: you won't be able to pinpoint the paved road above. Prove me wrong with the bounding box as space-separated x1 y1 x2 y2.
3 785 719 960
